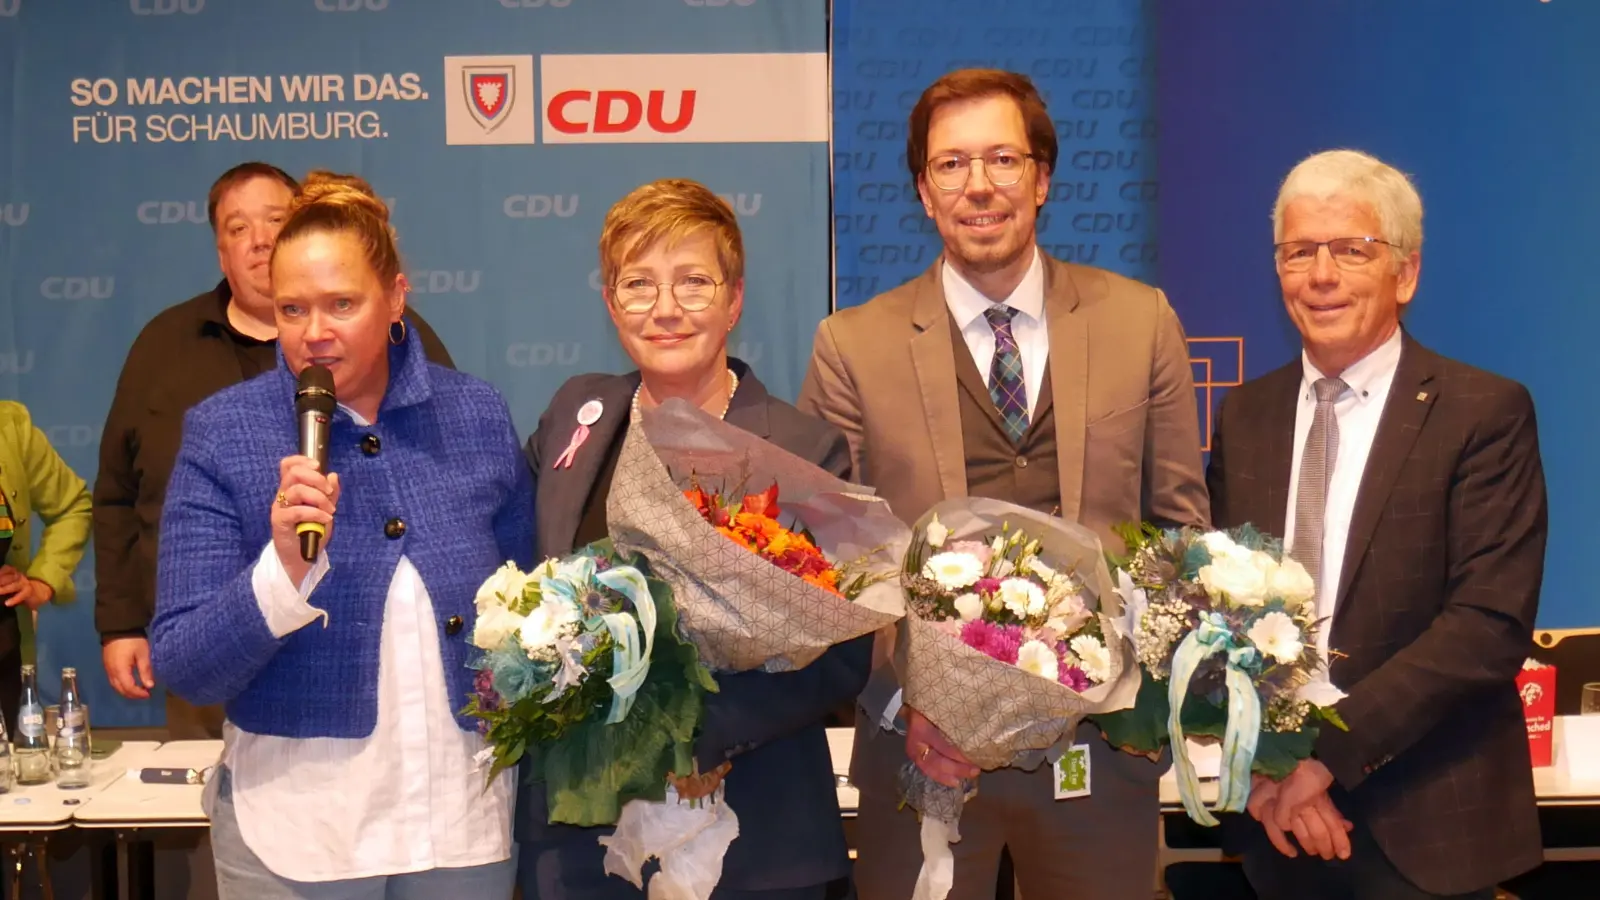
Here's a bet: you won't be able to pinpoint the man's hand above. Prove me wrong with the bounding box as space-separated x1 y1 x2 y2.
1272 758 1336 831
905 706 980 787
103 637 155 700
670 761 732 802
0 567 53 611
1251 764 1352 861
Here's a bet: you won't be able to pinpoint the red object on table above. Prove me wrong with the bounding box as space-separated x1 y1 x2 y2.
1516 662 1557 768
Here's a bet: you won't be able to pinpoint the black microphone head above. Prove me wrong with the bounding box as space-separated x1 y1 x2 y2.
295 364 337 416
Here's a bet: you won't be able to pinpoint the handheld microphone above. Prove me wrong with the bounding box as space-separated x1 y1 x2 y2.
295 364 336 562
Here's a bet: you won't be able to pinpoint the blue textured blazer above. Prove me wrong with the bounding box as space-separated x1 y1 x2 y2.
151 327 535 737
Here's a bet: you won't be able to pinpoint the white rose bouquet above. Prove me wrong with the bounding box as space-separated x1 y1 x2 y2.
1096 523 1348 827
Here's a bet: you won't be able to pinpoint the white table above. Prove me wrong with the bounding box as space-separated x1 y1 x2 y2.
0 741 162 900
73 740 222 900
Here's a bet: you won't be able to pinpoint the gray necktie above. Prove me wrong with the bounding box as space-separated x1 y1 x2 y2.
1291 377 1349 592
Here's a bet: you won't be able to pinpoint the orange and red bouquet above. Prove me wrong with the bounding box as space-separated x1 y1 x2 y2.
684 481 843 596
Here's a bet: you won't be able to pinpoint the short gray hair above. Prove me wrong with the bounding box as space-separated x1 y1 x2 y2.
1272 149 1424 253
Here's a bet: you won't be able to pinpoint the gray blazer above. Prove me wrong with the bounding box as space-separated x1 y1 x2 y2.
515 359 870 895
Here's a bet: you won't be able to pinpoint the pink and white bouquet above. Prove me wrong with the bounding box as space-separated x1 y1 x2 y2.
892 499 1139 900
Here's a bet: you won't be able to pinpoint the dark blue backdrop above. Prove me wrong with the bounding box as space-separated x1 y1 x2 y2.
1157 0 1598 627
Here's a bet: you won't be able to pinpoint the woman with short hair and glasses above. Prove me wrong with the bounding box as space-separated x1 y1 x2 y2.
517 178 869 900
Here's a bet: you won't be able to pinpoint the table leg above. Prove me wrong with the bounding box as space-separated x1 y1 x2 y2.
7 843 22 900
116 832 130 900
32 839 54 900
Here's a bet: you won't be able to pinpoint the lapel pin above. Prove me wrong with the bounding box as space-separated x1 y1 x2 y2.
553 399 604 470
1416 392 1429 402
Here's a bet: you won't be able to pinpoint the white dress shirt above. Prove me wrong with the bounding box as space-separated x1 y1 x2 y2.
222 409 513 882
942 247 1049 417
1283 328 1404 665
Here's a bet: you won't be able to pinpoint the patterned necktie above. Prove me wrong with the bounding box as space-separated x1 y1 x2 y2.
984 306 1029 444
1291 377 1349 594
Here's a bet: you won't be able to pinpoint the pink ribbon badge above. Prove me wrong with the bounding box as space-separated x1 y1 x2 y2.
552 399 605 470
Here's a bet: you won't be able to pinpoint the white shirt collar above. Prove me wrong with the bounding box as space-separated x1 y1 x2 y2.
1301 327 1404 404
941 246 1045 330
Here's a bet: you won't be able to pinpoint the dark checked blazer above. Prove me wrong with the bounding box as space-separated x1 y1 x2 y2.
1208 333 1546 895
515 359 871 896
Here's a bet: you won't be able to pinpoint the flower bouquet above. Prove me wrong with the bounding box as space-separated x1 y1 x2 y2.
893 498 1140 900
1095 523 1348 826
462 542 717 828
592 398 910 898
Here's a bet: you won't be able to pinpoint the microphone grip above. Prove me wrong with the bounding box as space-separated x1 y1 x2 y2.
297 522 325 562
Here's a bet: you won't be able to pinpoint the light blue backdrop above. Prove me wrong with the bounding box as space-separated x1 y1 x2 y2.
0 0 829 726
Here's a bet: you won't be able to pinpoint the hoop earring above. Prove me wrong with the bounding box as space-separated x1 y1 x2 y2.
389 320 407 345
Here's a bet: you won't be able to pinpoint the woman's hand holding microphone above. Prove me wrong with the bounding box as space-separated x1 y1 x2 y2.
272 455 341 586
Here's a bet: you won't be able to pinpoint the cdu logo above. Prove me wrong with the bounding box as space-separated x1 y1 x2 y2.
0 351 34 375
716 193 762 217
506 343 581 367
503 195 579 218
499 0 572 6
130 0 205 13
316 0 387 8
45 425 102 448
0 203 28 226
0 0 18 17
409 270 481 295
137 201 205 225
41 277 115 300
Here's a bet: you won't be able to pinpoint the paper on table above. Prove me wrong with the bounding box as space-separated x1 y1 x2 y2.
1558 715 1600 783
1185 738 1222 780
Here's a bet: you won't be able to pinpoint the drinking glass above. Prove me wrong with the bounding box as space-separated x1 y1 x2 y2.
1582 683 1600 716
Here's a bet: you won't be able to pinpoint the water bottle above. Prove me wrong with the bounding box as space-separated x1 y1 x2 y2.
14 664 50 785
0 705 14 794
54 667 89 789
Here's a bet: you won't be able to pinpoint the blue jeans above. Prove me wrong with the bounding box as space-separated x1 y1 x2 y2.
210 767 515 900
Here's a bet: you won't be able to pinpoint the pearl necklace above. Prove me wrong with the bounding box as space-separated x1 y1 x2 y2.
631 369 740 422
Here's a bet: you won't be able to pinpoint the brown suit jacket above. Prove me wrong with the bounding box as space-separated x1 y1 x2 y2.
798 252 1209 547
1208 335 1545 894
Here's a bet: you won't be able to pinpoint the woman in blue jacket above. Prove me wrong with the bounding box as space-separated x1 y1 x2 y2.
152 171 533 900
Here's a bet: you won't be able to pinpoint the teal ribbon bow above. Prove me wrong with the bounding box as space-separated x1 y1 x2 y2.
1166 611 1263 826
538 557 657 724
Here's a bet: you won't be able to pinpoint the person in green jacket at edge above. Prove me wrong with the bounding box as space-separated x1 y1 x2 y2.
0 400 93 736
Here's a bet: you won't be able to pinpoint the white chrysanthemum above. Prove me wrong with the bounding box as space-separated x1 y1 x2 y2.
1246 611 1304 665
520 596 582 656
1267 556 1317 607
471 604 526 651
1016 640 1060 683
1070 634 1112 683
926 515 949 549
953 593 983 622
998 578 1048 620
923 552 984 591
475 561 533 614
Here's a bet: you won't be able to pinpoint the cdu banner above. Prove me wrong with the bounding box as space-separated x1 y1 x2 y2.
0 0 829 726
829 0 1160 310
1156 0 1598 627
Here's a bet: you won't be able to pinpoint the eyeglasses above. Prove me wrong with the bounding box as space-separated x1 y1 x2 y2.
1275 237 1400 272
926 150 1035 191
610 274 724 313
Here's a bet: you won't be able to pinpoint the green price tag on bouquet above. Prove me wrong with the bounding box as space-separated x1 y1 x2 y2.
1053 743 1092 800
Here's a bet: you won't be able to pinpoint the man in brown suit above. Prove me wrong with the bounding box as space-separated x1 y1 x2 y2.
797 69 1209 899
1209 149 1546 899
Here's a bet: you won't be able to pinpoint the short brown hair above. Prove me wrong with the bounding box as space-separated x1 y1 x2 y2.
207 162 298 233
598 179 744 290
905 69 1058 186
272 170 402 286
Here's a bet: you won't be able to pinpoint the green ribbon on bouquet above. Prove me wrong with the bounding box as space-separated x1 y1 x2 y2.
595 565 657 724
1166 611 1263 827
